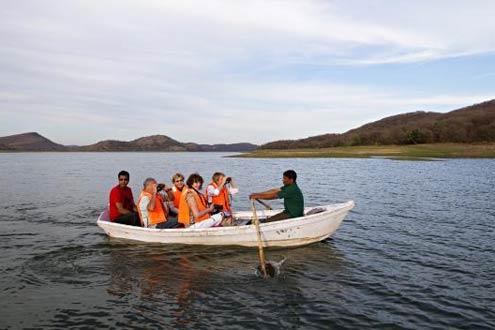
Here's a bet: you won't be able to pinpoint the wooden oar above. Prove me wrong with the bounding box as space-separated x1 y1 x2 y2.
255 199 272 210
251 200 267 278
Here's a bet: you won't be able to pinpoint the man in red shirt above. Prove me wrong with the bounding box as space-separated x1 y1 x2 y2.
109 170 139 226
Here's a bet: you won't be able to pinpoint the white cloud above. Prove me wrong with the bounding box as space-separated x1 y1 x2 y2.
0 0 494 144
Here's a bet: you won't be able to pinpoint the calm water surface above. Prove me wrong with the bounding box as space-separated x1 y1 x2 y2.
0 153 494 329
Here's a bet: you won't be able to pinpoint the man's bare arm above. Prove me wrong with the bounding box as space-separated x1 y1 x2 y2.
249 188 281 200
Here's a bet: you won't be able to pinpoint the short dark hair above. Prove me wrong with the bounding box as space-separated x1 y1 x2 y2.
283 169 297 182
118 170 130 179
186 173 204 190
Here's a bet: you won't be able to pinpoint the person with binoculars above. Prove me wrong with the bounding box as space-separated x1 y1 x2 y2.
206 172 239 225
137 177 182 229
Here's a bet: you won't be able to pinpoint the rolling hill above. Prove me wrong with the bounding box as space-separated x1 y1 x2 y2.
260 99 495 149
79 135 187 151
0 132 67 151
2 99 494 152
0 133 257 152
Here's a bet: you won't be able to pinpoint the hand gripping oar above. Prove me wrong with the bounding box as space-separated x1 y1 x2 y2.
255 199 272 210
251 200 267 278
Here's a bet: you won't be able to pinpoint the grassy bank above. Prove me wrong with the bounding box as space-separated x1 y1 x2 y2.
234 143 495 159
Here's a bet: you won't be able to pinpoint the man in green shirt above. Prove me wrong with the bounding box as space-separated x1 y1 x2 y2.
249 170 304 222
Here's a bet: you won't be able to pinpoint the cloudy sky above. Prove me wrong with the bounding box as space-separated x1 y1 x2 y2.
1 0 494 145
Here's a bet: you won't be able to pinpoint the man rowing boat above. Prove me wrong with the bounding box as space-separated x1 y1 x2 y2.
249 170 304 222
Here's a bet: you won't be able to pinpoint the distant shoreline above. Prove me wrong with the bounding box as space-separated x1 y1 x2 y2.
0 150 241 153
232 143 495 159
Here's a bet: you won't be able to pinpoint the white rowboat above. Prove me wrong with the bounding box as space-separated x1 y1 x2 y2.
96 201 355 248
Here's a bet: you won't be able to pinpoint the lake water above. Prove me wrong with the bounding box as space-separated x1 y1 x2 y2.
0 153 494 329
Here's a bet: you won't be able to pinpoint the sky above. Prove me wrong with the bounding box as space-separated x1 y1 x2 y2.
1 0 495 145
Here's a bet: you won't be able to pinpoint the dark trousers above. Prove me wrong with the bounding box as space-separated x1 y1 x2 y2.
156 218 183 229
265 211 291 223
113 212 140 226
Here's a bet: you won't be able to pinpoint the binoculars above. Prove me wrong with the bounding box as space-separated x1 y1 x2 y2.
212 204 224 214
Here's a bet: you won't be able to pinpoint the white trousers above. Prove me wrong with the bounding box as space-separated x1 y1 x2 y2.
189 213 223 229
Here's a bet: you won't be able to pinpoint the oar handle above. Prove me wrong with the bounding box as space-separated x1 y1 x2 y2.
256 199 272 210
251 201 267 278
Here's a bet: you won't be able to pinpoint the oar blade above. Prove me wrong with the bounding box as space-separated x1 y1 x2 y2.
257 262 276 278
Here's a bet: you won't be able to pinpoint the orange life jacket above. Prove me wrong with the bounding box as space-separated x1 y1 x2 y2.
178 188 210 226
172 186 183 209
207 181 231 212
137 191 167 227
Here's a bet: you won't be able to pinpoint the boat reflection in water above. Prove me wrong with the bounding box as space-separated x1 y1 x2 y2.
104 239 347 327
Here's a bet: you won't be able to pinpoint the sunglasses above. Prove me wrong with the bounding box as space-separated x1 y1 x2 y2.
119 178 129 182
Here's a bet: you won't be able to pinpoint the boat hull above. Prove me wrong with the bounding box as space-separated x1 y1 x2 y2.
96 201 354 247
